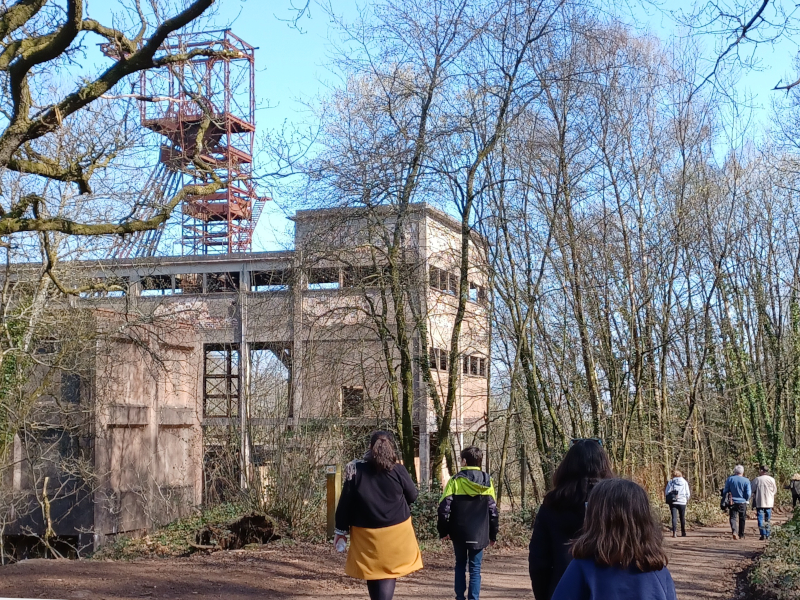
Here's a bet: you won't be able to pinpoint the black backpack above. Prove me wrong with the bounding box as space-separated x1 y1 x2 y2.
665 479 679 505
719 489 733 511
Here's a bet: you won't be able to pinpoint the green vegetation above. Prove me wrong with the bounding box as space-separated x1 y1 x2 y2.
748 509 800 600
94 503 252 560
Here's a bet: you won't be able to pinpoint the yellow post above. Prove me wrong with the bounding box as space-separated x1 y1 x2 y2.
326 464 341 539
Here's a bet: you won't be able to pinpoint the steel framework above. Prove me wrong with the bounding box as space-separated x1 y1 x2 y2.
120 30 265 256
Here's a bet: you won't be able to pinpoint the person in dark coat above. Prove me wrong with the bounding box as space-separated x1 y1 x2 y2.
437 446 499 600
551 478 677 600
528 439 614 600
334 431 422 600
784 473 800 508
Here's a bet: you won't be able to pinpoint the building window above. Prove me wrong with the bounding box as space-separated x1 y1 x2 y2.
463 354 488 378
61 372 81 404
429 347 448 371
206 272 239 293
307 267 340 290
204 344 240 418
174 273 203 294
429 266 457 295
342 386 365 417
252 269 291 292
140 274 174 296
470 282 488 304
343 265 388 288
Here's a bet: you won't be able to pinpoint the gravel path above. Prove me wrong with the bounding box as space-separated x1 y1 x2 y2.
0 513 785 600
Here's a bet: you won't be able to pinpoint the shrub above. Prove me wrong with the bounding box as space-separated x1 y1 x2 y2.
748 508 800 600
411 485 441 541
93 502 251 559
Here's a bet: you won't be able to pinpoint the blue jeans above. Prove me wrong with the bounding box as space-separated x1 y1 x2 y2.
756 507 772 537
453 543 484 600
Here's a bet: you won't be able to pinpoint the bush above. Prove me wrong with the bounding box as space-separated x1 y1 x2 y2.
411 485 441 541
747 508 800 600
93 502 252 559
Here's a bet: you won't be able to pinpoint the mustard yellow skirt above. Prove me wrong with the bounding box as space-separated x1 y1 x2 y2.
345 517 423 580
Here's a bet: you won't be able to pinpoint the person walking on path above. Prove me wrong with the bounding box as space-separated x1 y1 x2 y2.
664 470 691 538
437 446 499 600
334 431 423 600
723 465 752 540
551 478 677 600
529 439 615 600
785 473 800 508
751 465 777 540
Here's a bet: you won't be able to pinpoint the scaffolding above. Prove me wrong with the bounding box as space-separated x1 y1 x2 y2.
115 30 265 256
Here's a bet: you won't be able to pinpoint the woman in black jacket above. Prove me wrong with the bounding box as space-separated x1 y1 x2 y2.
334 431 422 600
528 439 614 600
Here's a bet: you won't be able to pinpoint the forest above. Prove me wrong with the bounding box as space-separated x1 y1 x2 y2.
270 0 800 503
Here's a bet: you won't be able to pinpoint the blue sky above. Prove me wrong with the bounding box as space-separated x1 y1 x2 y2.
84 0 798 251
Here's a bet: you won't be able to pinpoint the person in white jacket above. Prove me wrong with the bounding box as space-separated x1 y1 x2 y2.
665 470 691 538
751 465 778 540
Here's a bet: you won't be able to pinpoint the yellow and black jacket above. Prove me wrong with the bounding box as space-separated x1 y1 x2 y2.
437 466 499 549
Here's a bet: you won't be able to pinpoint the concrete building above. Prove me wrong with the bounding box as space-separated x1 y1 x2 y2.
2 203 490 555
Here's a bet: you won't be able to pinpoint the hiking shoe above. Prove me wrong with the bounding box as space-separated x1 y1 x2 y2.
759 534 765 540
681 532 686 537
672 531 676 538
732 533 738 540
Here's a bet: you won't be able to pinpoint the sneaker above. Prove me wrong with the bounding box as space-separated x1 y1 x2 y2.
672 531 676 538
732 533 738 540
759 534 765 540
681 532 686 537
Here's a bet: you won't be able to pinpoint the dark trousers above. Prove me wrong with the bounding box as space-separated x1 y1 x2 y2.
453 543 484 600
729 503 747 536
670 504 686 534
367 579 396 600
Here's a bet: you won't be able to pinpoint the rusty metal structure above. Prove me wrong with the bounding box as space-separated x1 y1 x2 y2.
113 30 265 257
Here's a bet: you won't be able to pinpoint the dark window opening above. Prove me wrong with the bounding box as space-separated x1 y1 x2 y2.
447 272 458 294
429 347 448 372
307 267 340 290
207 272 239 293
342 386 365 417
343 266 388 288
430 266 458 295
175 273 203 294
463 354 488 378
140 274 173 296
429 266 441 289
61 372 81 404
204 344 240 418
35 339 59 355
252 270 291 292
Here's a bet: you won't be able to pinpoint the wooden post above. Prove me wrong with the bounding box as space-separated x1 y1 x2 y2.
326 464 341 539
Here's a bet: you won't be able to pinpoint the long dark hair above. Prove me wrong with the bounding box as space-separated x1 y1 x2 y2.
543 439 614 508
571 478 667 572
368 430 398 472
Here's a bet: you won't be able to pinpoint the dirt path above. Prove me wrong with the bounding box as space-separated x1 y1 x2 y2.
0 515 783 600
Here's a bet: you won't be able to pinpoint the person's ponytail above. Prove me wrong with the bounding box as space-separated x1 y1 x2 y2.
368 431 397 472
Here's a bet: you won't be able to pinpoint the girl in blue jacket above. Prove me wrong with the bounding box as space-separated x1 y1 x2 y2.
551 478 677 600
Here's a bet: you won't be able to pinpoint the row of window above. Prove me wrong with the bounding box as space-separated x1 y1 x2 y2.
81 265 489 300
429 266 488 304
428 347 488 378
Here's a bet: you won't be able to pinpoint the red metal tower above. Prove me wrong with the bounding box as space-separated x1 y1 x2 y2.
136 29 265 255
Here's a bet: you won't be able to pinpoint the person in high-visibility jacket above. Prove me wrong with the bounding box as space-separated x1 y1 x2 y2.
437 446 499 600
